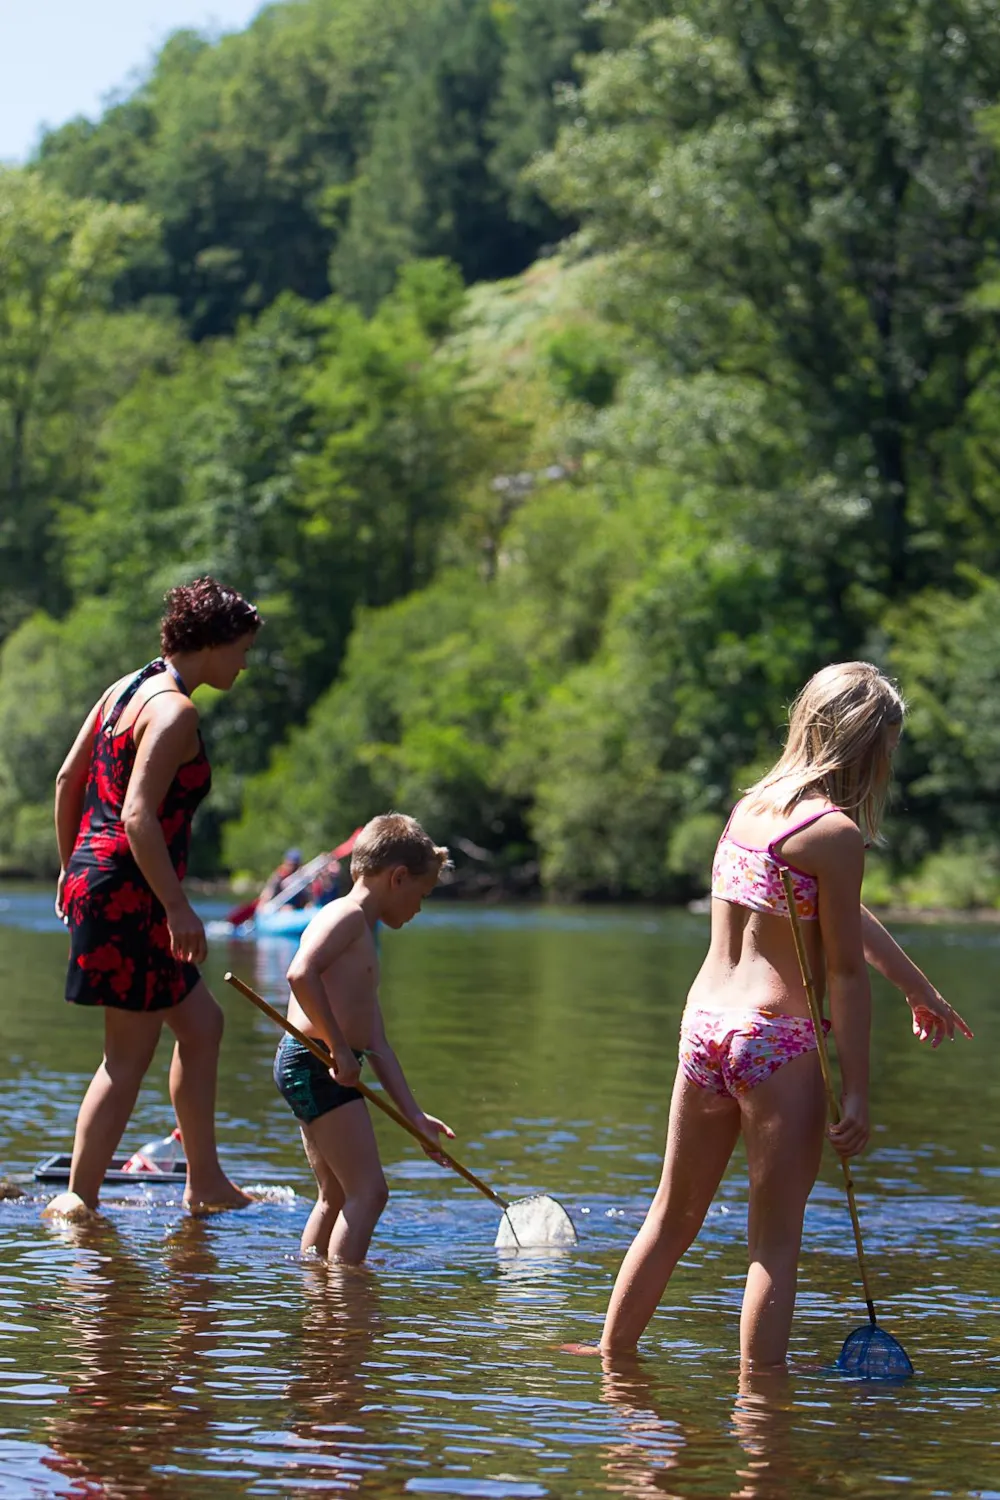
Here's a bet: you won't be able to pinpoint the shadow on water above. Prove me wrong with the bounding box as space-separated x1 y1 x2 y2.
1 890 999 1496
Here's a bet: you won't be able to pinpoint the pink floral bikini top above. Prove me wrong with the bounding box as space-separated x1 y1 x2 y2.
711 803 838 920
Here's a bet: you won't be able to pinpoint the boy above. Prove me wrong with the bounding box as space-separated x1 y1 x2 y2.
274 812 453 1262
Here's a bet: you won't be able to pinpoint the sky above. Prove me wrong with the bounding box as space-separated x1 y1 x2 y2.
0 1 268 164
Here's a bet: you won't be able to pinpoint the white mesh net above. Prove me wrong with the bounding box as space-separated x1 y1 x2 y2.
493 1195 577 1248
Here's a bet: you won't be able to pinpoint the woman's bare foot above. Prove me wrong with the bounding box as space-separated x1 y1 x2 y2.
183 1177 252 1215
41 1190 101 1222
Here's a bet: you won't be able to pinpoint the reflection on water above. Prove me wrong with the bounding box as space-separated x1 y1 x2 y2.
1 891 999 1496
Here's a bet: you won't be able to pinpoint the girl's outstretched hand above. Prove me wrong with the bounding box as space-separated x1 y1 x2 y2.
906 984 974 1047
828 1094 869 1158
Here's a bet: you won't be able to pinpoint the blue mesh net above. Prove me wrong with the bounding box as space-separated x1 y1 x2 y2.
837 1324 914 1380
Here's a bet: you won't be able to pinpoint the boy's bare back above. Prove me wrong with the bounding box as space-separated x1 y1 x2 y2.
286 894 380 1051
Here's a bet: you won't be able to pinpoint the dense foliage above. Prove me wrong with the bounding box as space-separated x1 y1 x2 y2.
3 0 1000 906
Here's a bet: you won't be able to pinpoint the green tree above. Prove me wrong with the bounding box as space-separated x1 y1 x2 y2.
0 601 135 873
331 0 517 308
38 1 424 336
0 170 158 638
487 0 602 234
537 0 1000 597
224 571 532 876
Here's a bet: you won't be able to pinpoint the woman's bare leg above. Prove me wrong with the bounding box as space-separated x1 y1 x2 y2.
66 1009 164 1209
305 1102 388 1265
164 981 250 1212
601 1071 741 1352
738 1051 826 1369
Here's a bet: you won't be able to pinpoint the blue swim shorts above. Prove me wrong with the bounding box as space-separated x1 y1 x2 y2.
273 1034 365 1124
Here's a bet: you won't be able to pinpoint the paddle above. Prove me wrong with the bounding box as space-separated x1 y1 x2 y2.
258 852 331 914
224 971 576 1248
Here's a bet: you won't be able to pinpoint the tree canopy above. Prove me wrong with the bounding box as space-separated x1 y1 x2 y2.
4 0 1000 909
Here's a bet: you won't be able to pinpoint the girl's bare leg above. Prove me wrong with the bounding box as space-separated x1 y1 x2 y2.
306 1101 388 1265
738 1051 825 1368
164 981 250 1211
66 1009 164 1209
601 1071 741 1352
298 1124 346 1256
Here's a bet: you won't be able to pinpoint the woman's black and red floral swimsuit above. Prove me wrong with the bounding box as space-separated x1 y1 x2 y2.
63 660 211 1012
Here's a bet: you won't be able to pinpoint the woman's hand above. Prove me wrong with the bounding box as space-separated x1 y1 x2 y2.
828 1094 869 1159
165 899 208 965
413 1112 455 1165
906 983 974 1047
329 1045 362 1089
55 869 68 924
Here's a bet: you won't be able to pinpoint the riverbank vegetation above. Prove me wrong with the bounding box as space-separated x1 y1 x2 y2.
3 0 1000 908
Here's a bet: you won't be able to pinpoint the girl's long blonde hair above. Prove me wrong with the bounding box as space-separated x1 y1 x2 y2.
745 662 905 841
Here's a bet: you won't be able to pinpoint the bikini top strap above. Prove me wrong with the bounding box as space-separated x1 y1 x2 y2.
767 807 839 862
102 660 167 733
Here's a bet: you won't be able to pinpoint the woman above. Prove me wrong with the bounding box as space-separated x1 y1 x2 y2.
47 576 261 1218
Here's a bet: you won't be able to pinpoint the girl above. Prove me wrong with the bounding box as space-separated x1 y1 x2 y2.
601 661 971 1367
48 577 261 1219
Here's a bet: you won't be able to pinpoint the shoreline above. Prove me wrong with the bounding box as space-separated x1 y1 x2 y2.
3 875 999 926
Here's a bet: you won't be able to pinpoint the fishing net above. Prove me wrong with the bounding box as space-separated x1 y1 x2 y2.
837 1324 914 1380
493 1194 577 1249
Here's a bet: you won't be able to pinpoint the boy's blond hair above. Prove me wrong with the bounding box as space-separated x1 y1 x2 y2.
745 662 905 841
350 813 450 880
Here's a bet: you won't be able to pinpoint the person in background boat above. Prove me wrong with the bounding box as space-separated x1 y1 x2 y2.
48 576 261 1220
274 813 453 1263
258 848 310 909
310 856 341 907
600 662 973 1367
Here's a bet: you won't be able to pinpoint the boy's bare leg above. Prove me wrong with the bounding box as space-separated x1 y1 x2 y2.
305 1101 388 1265
298 1124 346 1256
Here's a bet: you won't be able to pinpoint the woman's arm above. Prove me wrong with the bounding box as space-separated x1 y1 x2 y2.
54 701 102 916
860 906 973 1044
121 699 206 964
815 818 871 1158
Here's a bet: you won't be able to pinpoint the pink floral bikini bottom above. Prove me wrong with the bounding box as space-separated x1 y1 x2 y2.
679 1006 831 1098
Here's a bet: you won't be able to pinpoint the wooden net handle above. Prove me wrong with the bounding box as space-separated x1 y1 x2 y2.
224 971 509 1210
779 872 877 1324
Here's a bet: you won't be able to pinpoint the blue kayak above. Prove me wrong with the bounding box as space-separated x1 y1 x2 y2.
242 905 317 939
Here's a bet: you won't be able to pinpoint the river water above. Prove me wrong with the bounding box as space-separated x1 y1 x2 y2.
0 889 997 1498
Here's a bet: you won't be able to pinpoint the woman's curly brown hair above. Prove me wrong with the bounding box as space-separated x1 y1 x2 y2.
160 576 262 655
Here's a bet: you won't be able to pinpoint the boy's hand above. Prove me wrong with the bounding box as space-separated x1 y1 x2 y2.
329 1046 361 1089
828 1094 869 1159
905 984 973 1046
413 1112 455 1166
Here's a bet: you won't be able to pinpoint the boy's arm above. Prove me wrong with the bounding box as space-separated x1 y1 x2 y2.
367 1003 454 1150
860 906 973 1045
286 905 366 1086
